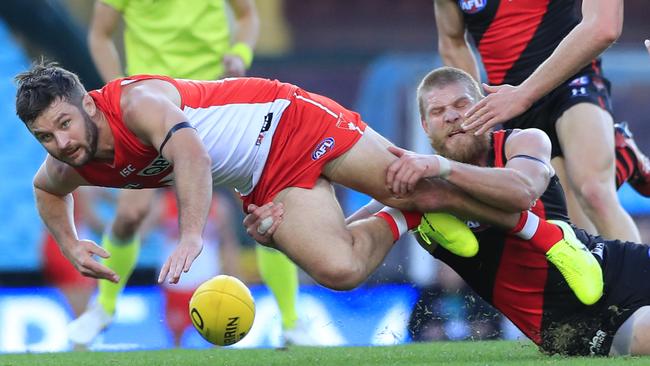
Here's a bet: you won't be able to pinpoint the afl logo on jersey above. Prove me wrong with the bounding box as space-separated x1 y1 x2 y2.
459 0 487 14
312 137 335 160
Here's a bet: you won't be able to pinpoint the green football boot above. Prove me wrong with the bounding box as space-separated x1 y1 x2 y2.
416 212 479 258
546 220 604 305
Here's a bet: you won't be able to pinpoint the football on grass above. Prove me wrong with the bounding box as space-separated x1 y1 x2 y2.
189 275 255 346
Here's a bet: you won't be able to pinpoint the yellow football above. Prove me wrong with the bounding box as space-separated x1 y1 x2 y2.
189 275 255 346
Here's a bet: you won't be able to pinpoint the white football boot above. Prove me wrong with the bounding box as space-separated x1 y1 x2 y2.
67 303 114 346
282 318 319 346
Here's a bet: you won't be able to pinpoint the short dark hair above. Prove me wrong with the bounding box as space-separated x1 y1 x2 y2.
15 60 86 125
417 67 483 118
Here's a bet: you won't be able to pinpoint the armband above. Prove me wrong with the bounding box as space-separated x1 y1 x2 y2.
509 154 552 176
227 42 254 69
159 122 195 152
436 155 451 179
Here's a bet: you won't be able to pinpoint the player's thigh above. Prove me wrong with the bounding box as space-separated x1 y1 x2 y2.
610 305 650 356
323 127 402 205
551 156 597 233
271 178 354 278
629 306 650 355
555 103 615 185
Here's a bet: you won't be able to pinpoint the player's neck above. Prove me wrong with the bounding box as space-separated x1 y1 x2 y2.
92 109 115 161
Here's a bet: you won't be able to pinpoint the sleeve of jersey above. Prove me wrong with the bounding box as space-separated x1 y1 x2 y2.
99 0 126 12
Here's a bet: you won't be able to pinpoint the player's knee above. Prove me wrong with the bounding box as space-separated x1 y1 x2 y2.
312 262 364 291
112 206 149 239
576 180 616 215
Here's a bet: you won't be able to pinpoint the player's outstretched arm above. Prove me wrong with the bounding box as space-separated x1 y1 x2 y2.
120 80 213 284
462 0 624 134
33 156 119 282
384 133 549 223
441 129 553 212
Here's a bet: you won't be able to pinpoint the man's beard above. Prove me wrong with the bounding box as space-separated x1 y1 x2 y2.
56 109 98 167
431 133 490 165
83 109 99 162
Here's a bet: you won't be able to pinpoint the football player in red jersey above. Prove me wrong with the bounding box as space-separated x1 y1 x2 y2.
15 62 601 306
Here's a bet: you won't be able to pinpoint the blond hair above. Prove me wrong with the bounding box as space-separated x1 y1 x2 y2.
417 67 483 118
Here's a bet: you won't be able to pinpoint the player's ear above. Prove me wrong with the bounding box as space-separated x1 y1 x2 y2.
81 94 96 116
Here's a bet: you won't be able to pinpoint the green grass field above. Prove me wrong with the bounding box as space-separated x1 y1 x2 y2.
1 341 649 366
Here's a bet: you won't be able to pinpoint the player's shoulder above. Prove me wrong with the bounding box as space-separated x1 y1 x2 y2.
506 128 550 145
120 77 182 115
504 128 552 157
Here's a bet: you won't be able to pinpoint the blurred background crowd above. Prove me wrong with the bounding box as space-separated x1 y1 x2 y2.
0 0 649 347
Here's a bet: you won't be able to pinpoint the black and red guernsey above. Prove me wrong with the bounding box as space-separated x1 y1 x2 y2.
458 0 597 86
431 130 580 345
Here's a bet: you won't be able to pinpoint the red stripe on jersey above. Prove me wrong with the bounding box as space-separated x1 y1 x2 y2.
478 1 550 84
493 130 506 167
174 77 297 109
591 60 601 76
493 203 549 344
491 131 548 344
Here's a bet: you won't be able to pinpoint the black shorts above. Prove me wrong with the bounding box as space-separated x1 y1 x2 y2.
502 63 613 158
540 233 650 356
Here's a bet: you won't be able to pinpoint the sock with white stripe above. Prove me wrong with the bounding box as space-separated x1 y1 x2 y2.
374 207 422 242
509 211 563 253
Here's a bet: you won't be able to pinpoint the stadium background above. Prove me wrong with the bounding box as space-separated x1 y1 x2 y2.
0 0 649 352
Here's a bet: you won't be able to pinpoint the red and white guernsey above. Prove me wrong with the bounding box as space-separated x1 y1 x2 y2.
77 75 297 194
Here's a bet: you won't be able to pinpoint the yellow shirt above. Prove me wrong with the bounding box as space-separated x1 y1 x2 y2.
101 0 230 79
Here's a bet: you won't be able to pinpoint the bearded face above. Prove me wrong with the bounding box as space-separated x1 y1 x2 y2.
420 83 490 165
430 129 490 164
29 97 99 167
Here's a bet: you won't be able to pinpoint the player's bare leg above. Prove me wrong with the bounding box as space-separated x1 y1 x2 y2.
610 305 650 356
267 128 567 292
271 178 396 290
551 157 597 235
556 103 641 242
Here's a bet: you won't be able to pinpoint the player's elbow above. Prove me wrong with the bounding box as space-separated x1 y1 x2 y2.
595 26 621 46
585 18 622 47
509 183 540 212
438 38 468 60
508 193 537 213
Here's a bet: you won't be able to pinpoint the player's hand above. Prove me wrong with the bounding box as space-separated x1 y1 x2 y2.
645 39 650 57
158 236 203 284
462 84 533 135
244 202 284 246
386 146 440 197
64 239 119 283
222 55 246 77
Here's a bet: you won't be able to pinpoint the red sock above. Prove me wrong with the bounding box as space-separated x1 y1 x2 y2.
509 211 563 253
375 208 422 242
616 146 636 188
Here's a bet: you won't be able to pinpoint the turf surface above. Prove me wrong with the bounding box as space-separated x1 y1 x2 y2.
1 340 648 366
